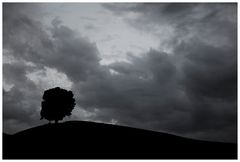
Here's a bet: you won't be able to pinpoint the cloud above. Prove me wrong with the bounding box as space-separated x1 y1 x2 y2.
84 23 99 31
3 61 42 133
80 16 97 21
4 5 102 82
179 39 237 101
103 3 237 51
3 3 237 143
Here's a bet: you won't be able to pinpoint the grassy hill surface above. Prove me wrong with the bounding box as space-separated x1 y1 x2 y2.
3 121 237 159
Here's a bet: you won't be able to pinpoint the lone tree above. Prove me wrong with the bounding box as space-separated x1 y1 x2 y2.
40 87 76 123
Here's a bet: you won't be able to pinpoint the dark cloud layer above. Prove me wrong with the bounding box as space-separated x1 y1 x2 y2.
3 3 237 143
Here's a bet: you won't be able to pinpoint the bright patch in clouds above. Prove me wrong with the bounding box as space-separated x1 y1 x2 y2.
38 3 159 65
26 67 73 90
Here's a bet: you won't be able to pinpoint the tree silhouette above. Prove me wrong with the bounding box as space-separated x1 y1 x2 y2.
40 87 76 123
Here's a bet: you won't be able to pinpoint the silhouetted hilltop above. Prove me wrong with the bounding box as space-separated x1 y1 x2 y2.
3 121 237 159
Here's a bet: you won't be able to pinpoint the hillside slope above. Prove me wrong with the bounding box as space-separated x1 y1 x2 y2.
3 121 237 159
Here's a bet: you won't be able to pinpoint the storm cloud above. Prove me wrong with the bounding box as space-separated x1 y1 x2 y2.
3 3 237 143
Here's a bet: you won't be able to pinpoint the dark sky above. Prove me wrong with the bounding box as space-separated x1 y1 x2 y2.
3 3 237 143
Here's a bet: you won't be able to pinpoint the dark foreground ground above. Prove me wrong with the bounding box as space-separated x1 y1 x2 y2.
3 121 237 159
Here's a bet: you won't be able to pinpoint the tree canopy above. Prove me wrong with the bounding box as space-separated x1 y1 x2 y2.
40 87 76 123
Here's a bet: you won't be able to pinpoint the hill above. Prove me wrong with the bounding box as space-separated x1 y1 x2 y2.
3 121 237 159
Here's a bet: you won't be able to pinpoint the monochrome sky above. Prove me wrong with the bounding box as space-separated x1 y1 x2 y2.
3 3 237 143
